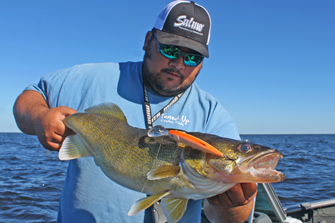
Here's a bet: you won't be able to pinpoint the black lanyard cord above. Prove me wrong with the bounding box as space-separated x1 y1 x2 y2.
143 85 183 129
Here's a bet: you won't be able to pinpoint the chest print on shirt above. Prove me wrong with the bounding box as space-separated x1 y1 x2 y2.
159 113 190 126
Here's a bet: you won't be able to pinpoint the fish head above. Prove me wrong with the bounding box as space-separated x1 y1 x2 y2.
208 138 285 183
182 135 286 184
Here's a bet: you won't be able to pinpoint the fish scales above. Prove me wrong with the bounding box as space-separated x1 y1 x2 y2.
64 112 187 192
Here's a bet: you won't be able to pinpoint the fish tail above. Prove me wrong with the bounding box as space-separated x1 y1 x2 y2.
58 134 91 160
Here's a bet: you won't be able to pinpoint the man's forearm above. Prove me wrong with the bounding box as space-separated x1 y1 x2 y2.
13 90 49 135
203 199 254 223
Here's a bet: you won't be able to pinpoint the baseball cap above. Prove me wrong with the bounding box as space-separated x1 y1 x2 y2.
154 1 211 58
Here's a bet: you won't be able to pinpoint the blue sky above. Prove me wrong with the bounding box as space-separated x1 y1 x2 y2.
1 0 334 134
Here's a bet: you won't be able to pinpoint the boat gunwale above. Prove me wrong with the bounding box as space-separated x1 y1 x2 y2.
285 198 335 214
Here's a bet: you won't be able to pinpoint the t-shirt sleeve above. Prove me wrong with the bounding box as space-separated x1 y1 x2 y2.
23 66 74 108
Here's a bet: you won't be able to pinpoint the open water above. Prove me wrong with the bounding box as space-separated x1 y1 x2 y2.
0 133 334 222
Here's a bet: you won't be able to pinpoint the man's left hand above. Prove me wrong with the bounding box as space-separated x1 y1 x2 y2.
204 183 257 223
207 183 257 208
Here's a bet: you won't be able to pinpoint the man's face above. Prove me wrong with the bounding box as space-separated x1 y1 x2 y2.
142 31 203 97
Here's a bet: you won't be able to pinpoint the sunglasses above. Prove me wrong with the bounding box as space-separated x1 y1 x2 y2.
153 32 204 67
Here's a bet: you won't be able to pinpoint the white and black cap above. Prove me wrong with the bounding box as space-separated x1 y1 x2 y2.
154 1 211 58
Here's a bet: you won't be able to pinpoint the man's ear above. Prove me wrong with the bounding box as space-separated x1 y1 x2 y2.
143 31 153 51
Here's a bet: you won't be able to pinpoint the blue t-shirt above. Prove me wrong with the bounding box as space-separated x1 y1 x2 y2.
26 61 240 223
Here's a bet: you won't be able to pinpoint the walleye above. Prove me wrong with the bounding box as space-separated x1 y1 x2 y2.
59 103 285 223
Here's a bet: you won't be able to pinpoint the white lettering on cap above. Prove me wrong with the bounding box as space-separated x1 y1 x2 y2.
174 15 205 35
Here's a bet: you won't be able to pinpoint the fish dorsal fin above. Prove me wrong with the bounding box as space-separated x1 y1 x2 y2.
84 103 127 123
59 135 91 160
128 191 171 216
147 165 180 180
161 198 188 223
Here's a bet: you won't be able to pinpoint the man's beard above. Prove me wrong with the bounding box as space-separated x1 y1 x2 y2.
142 44 200 97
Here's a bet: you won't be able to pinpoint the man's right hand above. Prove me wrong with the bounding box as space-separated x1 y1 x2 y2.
34 106 77 151
13 90 77 151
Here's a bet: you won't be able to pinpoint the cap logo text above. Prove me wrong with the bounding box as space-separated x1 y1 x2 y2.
174 15 205 35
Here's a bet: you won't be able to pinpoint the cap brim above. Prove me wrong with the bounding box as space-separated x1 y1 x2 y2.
155 30 209 58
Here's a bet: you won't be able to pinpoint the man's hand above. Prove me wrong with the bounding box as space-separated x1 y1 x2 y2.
13 90 77 151
34 106 77 151
204 183 257 223
207 183 257 208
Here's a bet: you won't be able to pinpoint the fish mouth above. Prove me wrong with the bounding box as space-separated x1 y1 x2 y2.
240 150 286 182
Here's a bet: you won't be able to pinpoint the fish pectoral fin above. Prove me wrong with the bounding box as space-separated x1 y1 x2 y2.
84 103 128 123
147 165 180 180
128 191 171 216
169 130 223 157
160 198 188 223
58 135 91 160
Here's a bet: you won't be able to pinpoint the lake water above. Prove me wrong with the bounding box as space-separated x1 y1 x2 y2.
1 133 334 222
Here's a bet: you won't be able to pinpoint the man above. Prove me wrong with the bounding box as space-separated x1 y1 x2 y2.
13 1 257 222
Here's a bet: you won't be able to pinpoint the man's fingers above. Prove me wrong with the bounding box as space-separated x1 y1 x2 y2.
241 183 258 201
216 191 234 207
209 183 258 208
49 132 64 143
59 106 77 117
226 183 257 206
48 141 63 151
53 106 77 137
225 184 248 205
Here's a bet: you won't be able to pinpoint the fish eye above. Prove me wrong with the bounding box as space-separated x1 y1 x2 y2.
237 144 252 153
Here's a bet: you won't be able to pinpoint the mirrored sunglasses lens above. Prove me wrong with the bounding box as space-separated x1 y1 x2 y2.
160 45 180 59
184 55 203 66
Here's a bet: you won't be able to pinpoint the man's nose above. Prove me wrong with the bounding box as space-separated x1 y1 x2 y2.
169 56 185 70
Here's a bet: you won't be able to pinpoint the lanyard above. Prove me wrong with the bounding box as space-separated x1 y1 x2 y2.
143 85 183 129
